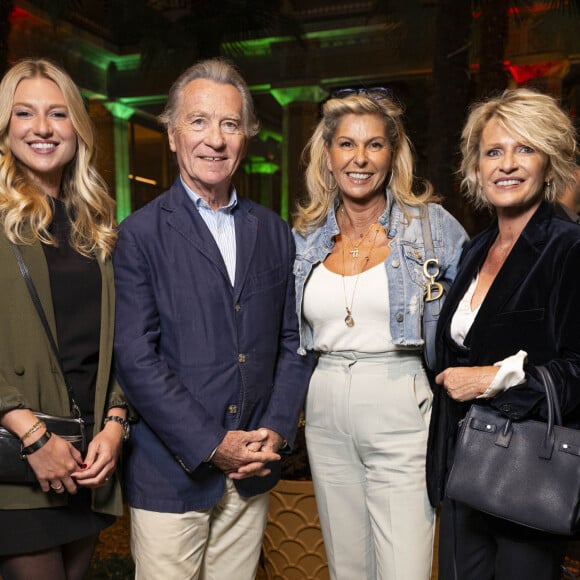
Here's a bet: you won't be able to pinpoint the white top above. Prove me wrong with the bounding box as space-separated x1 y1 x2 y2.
450 275 480 347
450 273 526 398
303 262 397 353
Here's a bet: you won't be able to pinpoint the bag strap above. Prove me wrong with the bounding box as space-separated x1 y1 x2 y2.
10 243 81 418
536 365 563 426
420 208 436 260
420 208 445 302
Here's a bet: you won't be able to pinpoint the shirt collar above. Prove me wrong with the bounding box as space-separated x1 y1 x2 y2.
180 175 238 212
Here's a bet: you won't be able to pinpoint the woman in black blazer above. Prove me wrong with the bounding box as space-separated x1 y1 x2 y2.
427 88 580 580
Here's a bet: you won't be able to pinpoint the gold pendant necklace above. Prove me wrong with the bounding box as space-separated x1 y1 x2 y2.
341 227 380 327
341 206 381 259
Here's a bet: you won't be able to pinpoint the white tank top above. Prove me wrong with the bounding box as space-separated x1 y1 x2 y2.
303 262 397 353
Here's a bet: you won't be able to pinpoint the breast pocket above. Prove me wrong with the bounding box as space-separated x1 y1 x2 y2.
246 264 286 297
491 308 545 327
401 243 427 287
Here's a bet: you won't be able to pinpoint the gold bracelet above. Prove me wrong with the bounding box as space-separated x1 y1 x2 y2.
21 420 45 442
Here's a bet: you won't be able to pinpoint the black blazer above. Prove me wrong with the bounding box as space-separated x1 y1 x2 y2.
427 201 580 506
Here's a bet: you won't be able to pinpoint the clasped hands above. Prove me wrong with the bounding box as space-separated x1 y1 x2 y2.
28 424 123 494
211 428 284 480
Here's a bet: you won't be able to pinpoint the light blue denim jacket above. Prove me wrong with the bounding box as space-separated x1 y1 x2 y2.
293 189 469 355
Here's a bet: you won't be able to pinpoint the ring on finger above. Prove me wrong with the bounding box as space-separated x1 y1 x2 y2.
50 482 64 491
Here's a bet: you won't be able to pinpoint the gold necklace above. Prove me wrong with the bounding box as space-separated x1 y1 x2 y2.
340 205 384 258
341 227 380 327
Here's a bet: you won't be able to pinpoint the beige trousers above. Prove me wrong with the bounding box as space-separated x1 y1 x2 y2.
130 478 269 580
306 351 436 580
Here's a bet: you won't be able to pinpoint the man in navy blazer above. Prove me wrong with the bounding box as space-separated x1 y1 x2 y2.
113 59 312 579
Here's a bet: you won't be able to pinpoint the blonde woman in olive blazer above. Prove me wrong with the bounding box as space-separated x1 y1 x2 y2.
0 60 127 580
0 235 125 515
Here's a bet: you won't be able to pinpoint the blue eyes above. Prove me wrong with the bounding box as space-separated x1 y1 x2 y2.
485 146 535 157
190 118 240 133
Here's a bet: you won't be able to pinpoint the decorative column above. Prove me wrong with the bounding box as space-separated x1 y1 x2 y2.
242 155 280 210
103 102 135 222
270 86 326 223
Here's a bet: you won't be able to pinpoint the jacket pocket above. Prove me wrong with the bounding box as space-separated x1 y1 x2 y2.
246 264 285 297
491 308 545 326
401 243 427 287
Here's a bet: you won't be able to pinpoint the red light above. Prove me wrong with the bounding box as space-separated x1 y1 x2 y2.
507 62 564 83
10 7 34 22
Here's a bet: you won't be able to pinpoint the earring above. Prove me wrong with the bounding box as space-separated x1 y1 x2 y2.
328 174 338 194
545 180 555 199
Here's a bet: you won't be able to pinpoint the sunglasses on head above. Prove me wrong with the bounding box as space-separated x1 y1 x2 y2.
331 87 393 101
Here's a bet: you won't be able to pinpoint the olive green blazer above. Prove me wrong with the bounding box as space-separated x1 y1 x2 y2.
0 230 124 515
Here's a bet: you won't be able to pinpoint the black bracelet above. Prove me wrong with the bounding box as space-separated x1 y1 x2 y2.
21 431 52 457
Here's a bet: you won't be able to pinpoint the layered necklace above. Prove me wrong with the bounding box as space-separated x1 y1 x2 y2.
339 204 383 328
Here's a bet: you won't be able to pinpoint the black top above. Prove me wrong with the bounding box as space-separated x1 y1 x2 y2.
41 197 101 429
0 198 111 557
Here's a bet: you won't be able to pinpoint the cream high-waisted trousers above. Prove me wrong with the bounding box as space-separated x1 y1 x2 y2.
305 351 435 580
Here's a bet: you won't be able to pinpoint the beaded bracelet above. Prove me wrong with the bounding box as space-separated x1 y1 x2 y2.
20 419 45 442
21 431 52 458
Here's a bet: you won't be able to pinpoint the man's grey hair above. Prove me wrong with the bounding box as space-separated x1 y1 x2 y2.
158 58 260 137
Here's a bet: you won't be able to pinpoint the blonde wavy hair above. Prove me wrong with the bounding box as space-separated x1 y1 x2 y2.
0 59 116 260
460 88 578 210
294 90 438 234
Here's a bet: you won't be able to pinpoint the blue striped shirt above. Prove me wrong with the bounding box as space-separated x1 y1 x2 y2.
181 177 237 285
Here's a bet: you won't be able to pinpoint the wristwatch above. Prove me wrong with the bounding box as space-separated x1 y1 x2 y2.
103 416 130 441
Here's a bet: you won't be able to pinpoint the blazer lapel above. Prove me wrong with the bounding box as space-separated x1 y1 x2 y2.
438 228 494 347
164 184 231 285
466 204 550 358
232 200 258 303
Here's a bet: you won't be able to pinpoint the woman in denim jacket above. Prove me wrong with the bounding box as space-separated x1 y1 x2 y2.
293 88 467 580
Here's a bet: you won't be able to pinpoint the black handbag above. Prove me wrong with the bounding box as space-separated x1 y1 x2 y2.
445 366 580 535
0 244 86 484
0 413 85 483
420 212 447 371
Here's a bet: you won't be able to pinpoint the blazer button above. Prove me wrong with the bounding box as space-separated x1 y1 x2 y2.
234 304 241 313
14 366 25 376
238 353 246 363
500 404 511 413
228 404 238 415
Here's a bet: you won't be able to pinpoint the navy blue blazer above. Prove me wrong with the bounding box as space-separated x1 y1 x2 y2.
427 201 580 506
113 180 312 513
